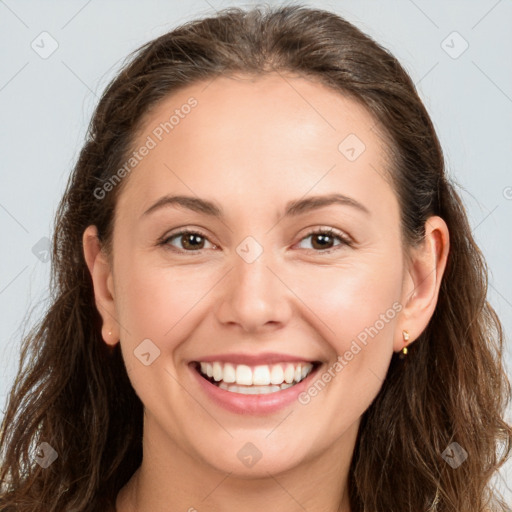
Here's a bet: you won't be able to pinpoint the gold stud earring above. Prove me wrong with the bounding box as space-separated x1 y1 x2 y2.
400 330 410 358
108 331 112 337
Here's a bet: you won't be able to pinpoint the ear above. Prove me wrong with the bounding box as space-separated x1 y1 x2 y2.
394 215 450 352
82 225 119 346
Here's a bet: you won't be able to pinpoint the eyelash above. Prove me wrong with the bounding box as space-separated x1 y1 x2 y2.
158 227 353 255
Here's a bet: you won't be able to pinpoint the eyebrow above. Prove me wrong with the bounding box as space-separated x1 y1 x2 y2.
142 193 371 219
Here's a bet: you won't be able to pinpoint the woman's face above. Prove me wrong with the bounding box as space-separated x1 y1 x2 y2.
91 73 417 476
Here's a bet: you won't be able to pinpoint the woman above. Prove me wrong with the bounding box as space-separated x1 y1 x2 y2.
1 4 510 511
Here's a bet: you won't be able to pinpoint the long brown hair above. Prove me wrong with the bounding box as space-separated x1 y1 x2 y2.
1 5 510 511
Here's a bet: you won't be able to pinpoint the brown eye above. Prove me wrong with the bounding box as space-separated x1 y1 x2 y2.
310 232 335 250
161 230 215 252
297 228 351 253
179 233 205 250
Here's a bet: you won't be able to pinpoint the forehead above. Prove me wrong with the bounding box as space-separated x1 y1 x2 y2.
117 72 395 222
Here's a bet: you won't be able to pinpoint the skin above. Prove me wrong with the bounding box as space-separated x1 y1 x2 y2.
83 73 449 512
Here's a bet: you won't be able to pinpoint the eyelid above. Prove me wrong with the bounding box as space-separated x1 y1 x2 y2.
295 226 353 252
158 225 353 254
159 227 216 251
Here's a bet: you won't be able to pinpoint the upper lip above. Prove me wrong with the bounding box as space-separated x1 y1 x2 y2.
191 352 320 365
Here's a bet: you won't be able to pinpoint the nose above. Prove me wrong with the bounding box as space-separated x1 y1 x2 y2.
214 247 293 334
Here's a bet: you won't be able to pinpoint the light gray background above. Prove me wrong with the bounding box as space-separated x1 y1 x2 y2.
1 0 511 502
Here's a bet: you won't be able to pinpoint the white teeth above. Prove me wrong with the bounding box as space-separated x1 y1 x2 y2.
270 364 284 385
284 363 295 384
218 382 293 394
235 364 253 385
294 364 302 382
253 365 271 385
223 363 236 383
213 362 223 382
197 361 315 389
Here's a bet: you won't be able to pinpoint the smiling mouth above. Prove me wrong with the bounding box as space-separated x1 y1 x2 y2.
191 360 321 395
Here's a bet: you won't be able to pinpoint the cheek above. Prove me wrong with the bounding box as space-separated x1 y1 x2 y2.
294 258 401 397
112 260 214 409
296 257 402 345
113 258 218 346
292 266 400 434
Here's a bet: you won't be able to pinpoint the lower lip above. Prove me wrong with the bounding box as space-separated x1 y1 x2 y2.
189 363 321 415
